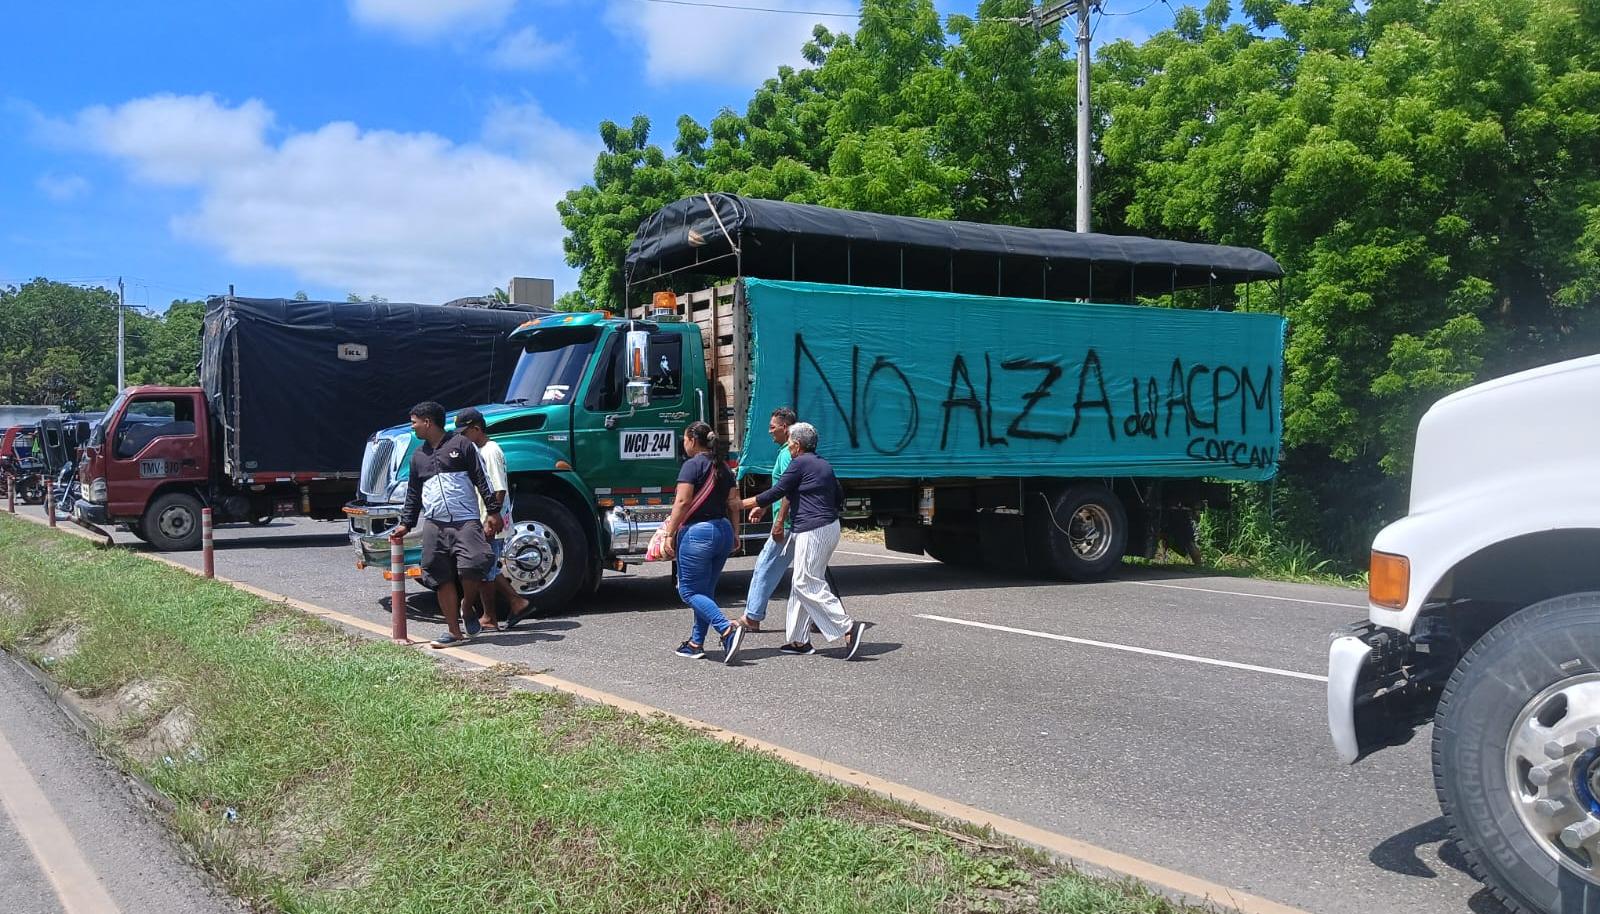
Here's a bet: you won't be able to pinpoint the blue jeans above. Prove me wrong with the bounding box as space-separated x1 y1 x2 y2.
677 518 734 646
743 533 793 622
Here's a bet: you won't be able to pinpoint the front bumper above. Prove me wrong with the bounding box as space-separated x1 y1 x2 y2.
74 499 109 525
1327 635 1372 764
343 501 422 569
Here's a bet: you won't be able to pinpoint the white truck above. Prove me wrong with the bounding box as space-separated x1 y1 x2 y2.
1328 353 1600 914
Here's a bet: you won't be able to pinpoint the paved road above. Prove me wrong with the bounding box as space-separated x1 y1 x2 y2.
19 506 1502 914
0 647 242 914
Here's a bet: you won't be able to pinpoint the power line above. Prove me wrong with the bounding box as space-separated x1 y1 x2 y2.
633 0 1030 25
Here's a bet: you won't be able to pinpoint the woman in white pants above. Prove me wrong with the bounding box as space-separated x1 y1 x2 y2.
741 422 867 659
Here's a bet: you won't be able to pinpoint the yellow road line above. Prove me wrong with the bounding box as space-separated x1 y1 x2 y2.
4 510 1314 914
0 724 123 914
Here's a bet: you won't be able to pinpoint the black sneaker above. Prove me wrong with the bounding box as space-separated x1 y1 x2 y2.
779 641 814 655
721 625 745 665
843 621 867 660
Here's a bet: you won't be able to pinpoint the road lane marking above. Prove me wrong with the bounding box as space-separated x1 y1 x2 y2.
837 549 936 563
1120 579 1364 609
917 613 1329 683
0 725 123 914
3 510 1317 914
836 546 1362 607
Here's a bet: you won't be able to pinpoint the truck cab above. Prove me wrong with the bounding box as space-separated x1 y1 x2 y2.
347 311 707 606
77 387 212 547
1328 353 1600 914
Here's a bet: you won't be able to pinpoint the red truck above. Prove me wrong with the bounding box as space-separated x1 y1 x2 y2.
74 295 533 549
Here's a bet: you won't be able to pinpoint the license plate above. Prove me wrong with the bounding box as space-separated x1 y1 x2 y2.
619 429 675 460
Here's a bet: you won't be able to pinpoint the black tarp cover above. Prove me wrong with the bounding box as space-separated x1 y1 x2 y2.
200 297 531 480
625 194 1283 301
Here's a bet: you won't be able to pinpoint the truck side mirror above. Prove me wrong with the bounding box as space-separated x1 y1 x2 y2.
625 330 651 382
626 380 650 408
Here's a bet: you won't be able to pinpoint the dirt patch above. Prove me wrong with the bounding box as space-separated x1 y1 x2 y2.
38 625 82 664
841 525 886 544
130 707 200 763
0 587 26 618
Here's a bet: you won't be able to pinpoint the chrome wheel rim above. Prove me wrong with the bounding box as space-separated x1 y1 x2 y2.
502 521 563 596
1506 673 1600 881
1067 503 1113 562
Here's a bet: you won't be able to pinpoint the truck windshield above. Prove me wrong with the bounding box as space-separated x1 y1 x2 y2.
89 393 129 448
504 329 599 406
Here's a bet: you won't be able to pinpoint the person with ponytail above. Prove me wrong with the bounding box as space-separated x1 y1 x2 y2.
661 421 746 663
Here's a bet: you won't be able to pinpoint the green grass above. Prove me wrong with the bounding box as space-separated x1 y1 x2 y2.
0 515 1218 914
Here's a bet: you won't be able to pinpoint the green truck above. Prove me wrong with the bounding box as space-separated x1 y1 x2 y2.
345 194 1286 609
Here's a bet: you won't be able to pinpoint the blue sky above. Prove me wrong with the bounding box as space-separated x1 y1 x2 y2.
1 0 1170 310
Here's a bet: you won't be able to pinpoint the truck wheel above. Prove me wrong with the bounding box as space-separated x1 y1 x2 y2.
142 491 204 551
501 495 589 610
1035 483 1127 581
1434 592 1600 914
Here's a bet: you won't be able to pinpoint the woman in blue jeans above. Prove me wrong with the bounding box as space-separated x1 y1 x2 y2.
661 421 746 663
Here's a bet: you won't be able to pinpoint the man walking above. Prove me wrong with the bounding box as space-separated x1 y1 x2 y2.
455 407 534 633
741 407 798 631
388 401 501 649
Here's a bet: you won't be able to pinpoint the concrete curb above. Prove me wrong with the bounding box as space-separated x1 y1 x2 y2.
2 509 1312 914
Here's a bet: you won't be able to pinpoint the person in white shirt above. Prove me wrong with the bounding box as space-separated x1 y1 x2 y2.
455 408 535 634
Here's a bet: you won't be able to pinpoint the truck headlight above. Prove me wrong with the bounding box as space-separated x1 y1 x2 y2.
88 477 107 504
1369 551 1409 610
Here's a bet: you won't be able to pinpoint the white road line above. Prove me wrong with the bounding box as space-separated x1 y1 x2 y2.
916 613 1329 683
836 549 937 563
0 726 123 914
838 549 1363 608
1119 580 1364 609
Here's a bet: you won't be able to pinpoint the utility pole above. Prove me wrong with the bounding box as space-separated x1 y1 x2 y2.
1033 0 1099 232
117 277 125 392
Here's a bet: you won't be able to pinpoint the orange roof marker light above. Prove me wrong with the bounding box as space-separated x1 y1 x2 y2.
652 290 678 312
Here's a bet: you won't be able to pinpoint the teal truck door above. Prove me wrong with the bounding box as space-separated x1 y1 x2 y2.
571 328 693 498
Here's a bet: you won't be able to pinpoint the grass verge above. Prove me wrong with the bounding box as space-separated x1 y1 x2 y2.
0 514 1214 914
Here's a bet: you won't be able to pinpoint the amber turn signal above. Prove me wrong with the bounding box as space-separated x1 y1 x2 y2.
1369 551 1410 610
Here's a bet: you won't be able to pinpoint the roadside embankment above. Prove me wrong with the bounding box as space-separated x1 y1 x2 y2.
0 514 1210 914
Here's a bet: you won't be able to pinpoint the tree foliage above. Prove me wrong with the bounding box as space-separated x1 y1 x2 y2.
559 0 1600 559
0 280 205 410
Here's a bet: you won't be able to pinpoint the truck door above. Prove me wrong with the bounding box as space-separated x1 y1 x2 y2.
103 393 208 517
571 327 693 495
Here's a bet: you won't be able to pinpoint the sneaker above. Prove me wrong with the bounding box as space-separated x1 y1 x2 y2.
720 625 745 665
843 621 867 660
464 615 482 637
674 641 706 660
778 641 814 656
430 632 471 649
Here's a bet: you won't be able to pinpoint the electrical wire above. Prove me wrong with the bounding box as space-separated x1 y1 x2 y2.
633 0 1031 25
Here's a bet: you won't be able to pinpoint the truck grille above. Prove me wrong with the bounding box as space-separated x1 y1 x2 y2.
359 438 396 500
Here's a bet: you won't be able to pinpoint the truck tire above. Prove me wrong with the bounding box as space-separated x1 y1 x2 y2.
141 491 204 551
1433 592 1600 914
1034 483 1127 581
501 494 589 610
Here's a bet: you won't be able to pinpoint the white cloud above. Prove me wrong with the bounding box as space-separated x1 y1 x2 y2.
604 0 853 86
36 173 90 201
487 25 572 70
71 94 273 185
348 0 516 39
65 94 596 302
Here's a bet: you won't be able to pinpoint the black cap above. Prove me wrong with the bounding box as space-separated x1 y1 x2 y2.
456 407 486 430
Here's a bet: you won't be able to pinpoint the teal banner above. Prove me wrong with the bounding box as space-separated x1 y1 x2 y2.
739 280 1285 482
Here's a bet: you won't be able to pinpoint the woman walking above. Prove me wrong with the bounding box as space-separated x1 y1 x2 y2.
661 421 746 663
742 422 866 659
